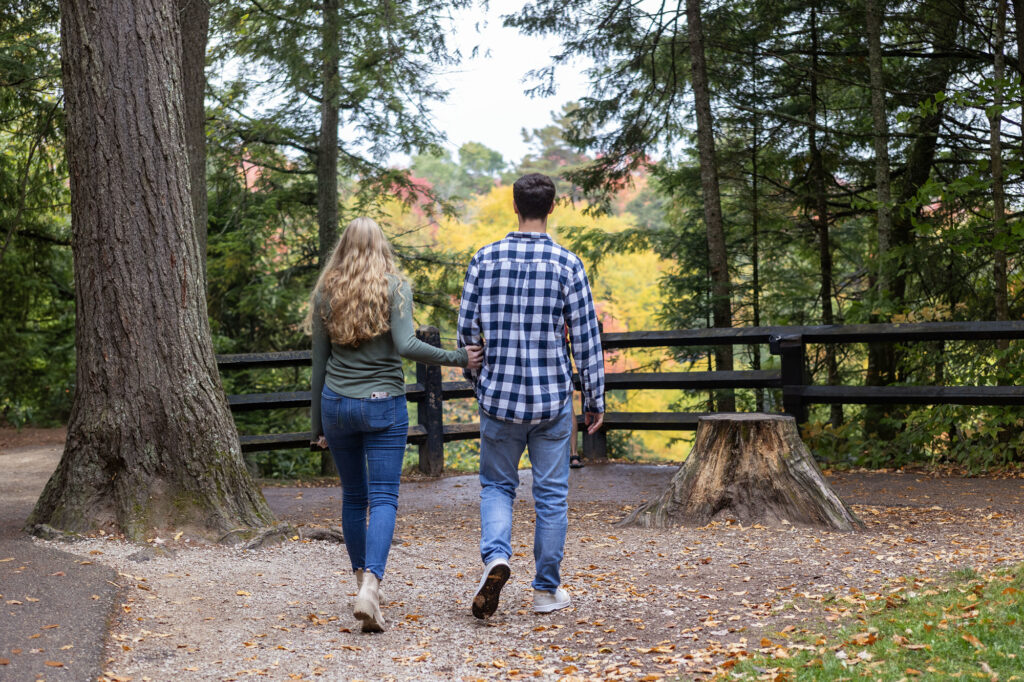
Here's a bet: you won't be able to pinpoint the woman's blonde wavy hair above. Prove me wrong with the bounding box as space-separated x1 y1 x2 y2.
304 217 401 346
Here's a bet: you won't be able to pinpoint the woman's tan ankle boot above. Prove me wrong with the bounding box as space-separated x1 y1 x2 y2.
353 572 385 632
355 569 384 602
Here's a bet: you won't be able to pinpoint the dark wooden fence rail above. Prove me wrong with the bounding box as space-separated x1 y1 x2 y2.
217 321 1024 474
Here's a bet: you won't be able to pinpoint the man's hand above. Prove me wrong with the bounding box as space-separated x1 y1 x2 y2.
310 435 328 450
584 412 604 435
465 344 484 370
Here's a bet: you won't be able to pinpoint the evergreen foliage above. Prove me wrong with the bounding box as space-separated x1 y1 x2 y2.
507 0 1024 464
2 0 1023 470
0 2 72 425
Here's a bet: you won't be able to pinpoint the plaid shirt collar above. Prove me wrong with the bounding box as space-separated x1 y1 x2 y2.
505 230 552 241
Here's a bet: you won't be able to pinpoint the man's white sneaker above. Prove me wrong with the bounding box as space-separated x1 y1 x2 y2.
472 557 510 619
533 587 571 613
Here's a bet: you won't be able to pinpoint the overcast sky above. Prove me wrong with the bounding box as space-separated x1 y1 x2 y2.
428 0 589 166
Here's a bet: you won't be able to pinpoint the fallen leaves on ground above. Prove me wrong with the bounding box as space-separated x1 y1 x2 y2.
40 470 1024 680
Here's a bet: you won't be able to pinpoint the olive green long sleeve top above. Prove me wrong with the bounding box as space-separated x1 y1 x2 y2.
311 275 468 438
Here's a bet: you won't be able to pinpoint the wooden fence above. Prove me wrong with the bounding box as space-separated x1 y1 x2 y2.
217 321 1024 475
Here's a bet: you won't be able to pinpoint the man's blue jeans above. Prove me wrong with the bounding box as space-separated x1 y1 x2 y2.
478 399 572 592
321 386 408 581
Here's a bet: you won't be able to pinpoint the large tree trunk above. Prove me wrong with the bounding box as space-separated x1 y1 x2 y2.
889 0 963 301
865 0 894 440
178 0 209 283
686 0 734 411
317 0 341 477
990 0 1013 447
1014 0 1024 162
866 0 893 297
29 0 274 541
622 414 862 530
990 0 1009 328
864 0 964 438
750 92 764 412
318 0 341 265
807 9 842 427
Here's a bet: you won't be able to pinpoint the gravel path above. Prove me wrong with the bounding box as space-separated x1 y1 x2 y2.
35 465 1024 682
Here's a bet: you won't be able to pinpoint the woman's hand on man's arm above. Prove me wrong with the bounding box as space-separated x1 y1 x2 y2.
465 344 483 370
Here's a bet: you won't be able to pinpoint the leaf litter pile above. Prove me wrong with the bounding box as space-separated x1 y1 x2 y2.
40 466 1024 681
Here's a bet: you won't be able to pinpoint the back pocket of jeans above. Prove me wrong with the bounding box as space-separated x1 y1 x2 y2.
362 398 394 431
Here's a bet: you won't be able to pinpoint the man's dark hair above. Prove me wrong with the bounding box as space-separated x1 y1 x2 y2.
512 173 556 220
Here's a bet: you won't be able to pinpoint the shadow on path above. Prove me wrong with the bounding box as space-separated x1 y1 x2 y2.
0 445 119 682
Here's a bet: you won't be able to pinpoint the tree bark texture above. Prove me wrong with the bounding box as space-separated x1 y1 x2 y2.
621 414 862 531
685 0 734 411
30 0 274 541
807 9 842 427
177 0 209 283
317 0 341 477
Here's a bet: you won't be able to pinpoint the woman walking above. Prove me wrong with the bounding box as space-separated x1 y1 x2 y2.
307 217 481 632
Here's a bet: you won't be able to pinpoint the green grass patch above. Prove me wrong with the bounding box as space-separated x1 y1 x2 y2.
722 564 1024 681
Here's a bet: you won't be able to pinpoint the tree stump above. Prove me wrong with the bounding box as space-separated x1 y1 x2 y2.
622 414 862 530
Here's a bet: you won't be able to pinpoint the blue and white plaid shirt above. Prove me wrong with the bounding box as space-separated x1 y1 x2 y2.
457 231 605 423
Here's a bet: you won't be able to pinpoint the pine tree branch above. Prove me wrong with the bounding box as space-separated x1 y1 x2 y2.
0 97 61 269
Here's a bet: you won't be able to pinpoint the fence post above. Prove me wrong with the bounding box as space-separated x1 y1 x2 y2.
771 333 807 424
415 326 444 476
320 450 338 478
582 421 608 461
582 319 607 461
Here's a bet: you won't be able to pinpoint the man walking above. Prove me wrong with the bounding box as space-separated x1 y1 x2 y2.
457 173 605 618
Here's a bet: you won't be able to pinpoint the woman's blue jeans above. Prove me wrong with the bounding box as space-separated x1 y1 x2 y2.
321 386 408 581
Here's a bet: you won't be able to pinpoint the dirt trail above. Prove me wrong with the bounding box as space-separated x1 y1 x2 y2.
57 466 1024 680
5 435 1024 681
